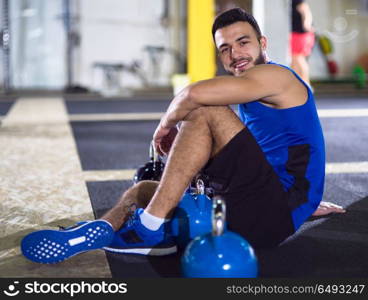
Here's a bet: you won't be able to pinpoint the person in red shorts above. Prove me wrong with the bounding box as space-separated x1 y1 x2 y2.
290 0 314 86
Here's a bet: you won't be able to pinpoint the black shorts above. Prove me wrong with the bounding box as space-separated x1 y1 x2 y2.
197 127 295 249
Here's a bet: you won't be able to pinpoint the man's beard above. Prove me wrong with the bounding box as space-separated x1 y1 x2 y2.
226 49 266 76
254 50 266 65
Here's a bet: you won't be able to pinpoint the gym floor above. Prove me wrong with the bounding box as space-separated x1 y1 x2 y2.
0 94 367 278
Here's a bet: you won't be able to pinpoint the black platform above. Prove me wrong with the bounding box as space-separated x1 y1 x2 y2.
68 97 368 278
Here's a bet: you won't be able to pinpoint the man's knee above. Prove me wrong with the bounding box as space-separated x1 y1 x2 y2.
135 180 159 189
184 105 233 122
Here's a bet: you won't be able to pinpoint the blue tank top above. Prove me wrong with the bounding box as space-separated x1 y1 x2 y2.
238 61 325 230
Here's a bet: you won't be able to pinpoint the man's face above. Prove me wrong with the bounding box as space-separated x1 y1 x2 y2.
214 21 267 76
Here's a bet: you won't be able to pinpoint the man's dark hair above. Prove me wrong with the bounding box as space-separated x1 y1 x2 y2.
212 8 262 41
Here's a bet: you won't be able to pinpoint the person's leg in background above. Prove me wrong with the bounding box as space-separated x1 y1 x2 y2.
290 32 315 87
291 54 310 85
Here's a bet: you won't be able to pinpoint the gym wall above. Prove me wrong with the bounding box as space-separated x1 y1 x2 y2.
78 0 180 91
309 0 368 79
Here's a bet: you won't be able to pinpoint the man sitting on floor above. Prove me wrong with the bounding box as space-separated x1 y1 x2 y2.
21 8 345 264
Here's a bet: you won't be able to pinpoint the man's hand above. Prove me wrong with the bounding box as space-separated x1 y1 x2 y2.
153 123 178 156
312 201 346 216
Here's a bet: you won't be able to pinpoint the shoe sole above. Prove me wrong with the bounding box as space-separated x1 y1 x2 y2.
21 220 114 264
103 245 177 256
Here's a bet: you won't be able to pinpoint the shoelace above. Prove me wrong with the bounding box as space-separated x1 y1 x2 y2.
125 203 139 227
126 212 138 227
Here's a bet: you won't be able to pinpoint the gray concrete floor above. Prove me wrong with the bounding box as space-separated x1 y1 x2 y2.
1 95 367 278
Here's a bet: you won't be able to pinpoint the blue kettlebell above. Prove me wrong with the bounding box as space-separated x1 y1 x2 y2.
181 196 258 278
171 179 212 249
170 187 194 237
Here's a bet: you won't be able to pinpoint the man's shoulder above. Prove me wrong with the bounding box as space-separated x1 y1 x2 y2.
249 63 308 108
252 62 290 73
248 63 295 82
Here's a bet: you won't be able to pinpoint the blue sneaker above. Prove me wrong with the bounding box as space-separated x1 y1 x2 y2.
21 220 114 264
103 208 177 256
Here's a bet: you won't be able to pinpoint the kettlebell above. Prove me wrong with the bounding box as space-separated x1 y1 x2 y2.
181 196 258 278
171 179 212 249
133 141 165 183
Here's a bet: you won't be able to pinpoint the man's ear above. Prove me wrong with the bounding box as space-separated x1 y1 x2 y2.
259 36 267 51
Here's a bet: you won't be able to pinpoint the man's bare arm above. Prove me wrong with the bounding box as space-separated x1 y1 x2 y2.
161 64 288 129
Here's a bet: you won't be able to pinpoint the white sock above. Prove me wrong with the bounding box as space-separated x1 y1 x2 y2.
140 210 166 231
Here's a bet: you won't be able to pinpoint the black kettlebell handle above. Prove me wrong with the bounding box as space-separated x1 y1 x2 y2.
212 196 226 236
149 140 162 162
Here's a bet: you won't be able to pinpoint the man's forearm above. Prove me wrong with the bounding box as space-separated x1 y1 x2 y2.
160 65 278 129
161 85 202 129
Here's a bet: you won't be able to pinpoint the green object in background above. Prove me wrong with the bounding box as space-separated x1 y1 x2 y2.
352 65 366 89
318 35 333 55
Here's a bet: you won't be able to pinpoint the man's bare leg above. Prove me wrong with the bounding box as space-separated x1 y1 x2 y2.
101 106 244 228
102 180 159 230
291 55 302 78
146 106 245 218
